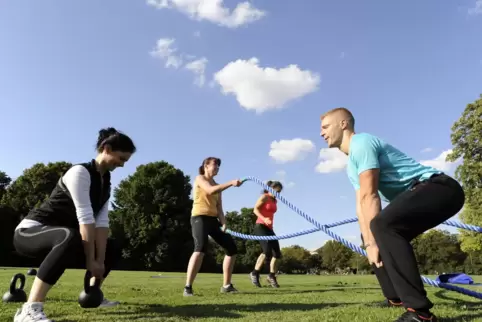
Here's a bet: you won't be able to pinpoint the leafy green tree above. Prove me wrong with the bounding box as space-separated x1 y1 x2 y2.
109 161 193 271
321 240 354 272
278 245 312 274
0 171 12 201
446 94 482 252
411 229 466 274
1 162 72 216
349 252 370 272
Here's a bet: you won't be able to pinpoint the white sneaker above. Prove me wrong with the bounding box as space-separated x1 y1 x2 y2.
98 298 120 308
14 303 52 322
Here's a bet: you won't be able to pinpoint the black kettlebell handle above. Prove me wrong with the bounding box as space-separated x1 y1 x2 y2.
10 273 26 295
83 271 101 294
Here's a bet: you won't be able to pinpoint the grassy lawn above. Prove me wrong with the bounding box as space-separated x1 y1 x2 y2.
1 268 481 321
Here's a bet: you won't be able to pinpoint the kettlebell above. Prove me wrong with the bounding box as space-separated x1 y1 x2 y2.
3 273 27 303
78 271 104 308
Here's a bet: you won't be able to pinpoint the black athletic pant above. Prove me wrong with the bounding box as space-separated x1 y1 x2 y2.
13 226 121 285
191 215 237 256
253 223 282 259
368 174 465 311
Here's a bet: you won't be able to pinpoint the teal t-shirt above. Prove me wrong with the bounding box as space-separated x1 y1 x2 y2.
346 133 442 202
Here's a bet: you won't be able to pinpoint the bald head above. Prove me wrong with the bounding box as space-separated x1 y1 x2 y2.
320 107 355 131
320 107 355 149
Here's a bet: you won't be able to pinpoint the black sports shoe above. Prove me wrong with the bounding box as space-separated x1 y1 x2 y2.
220 284 238 293
266 274 279 288
183 286 193 296
249 271 261 287
395 309 437 321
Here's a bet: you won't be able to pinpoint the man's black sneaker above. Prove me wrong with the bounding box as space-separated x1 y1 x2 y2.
220 284 238 293
249 272 261 287
395 309 437 321
183 286 193 296
266 274 280 288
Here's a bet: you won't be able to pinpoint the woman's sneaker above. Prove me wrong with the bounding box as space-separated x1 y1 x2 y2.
183 285 193 296
14 302 52 322
267 274 280 288
99 298 120 307
220 284 238 293
249 271 261 287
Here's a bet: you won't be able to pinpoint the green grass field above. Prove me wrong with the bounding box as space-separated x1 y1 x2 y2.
0 268 481 321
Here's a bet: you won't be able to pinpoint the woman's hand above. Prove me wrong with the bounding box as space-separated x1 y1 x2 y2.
87 260 105 279
231 179 243 187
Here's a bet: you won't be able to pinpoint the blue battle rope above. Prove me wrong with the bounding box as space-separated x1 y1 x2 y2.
223 176 482 300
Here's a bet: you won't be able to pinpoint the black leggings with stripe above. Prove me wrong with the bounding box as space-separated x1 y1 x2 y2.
13 226 120 285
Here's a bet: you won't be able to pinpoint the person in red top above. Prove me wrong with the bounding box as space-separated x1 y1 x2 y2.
249 180 283 288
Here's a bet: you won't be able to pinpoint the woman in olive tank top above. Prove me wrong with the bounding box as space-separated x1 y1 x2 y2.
184 157 243 296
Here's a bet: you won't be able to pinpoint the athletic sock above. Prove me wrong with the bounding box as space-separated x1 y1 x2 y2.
388 299 403 305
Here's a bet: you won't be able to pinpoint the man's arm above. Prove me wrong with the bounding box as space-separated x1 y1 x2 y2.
358 170 382 247
94 201 110 263
63 166 96 265
355 190 368 245
351 135 382 247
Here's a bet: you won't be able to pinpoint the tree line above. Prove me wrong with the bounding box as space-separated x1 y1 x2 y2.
0 95 481 275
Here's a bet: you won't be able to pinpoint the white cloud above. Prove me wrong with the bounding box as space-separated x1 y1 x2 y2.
150 38 183 68
269 139 315 163
420 149 459 172
315 148 348 173
151 38 208 87
420 147 433 153
468 0 482 15
193 30 201 37
274 170 295 188
146 0 266 28
213 58 320 113
276 170 286 175
185 57 208 87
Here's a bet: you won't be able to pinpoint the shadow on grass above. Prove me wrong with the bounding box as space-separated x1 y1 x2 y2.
99 302 352 320
433 290 482 310
439 314 482 322
363 290 482 322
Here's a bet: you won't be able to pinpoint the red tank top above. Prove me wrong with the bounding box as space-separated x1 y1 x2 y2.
256 194 277 229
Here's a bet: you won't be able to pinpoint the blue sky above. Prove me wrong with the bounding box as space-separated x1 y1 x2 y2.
1 0 481 251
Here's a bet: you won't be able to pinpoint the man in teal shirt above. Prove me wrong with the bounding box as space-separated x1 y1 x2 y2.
320 107 465 322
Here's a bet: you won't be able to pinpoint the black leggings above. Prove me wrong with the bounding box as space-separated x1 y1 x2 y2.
191 215 237 256
254 224 282 259
368 174 465 311
13 226 121 285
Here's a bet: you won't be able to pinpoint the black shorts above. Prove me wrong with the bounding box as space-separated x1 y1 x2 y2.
253 223 281 259
191 215 237 256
